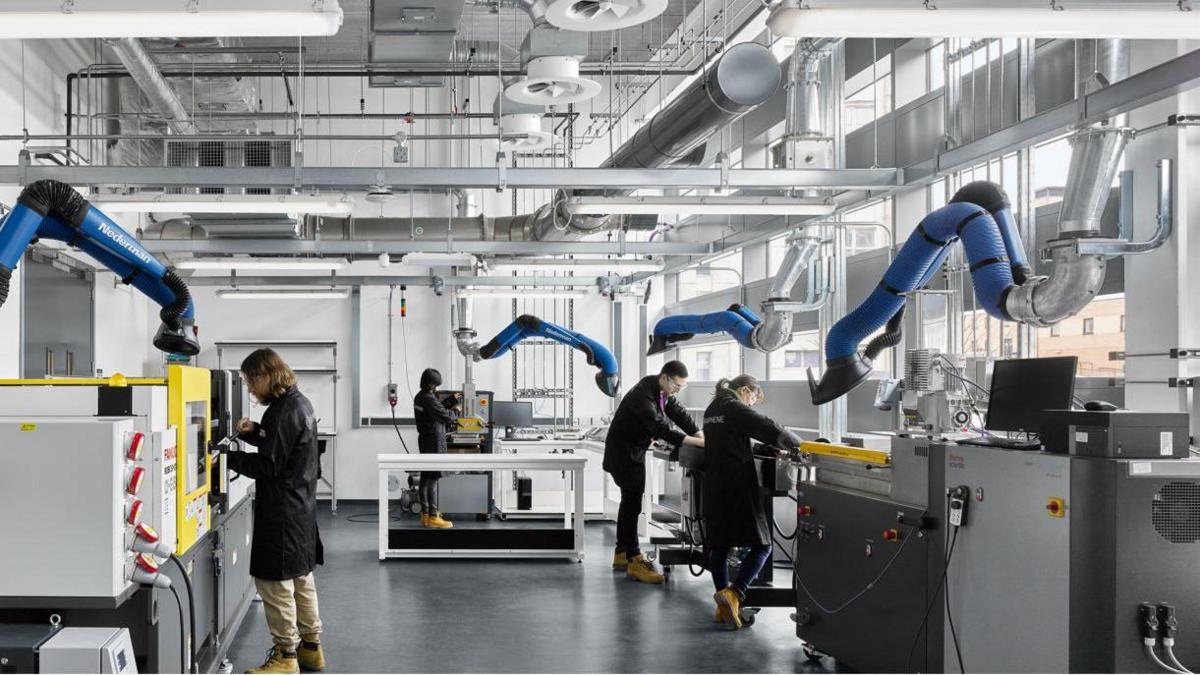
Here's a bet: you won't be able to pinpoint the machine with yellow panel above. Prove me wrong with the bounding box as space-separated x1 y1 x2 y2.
0 365 212 555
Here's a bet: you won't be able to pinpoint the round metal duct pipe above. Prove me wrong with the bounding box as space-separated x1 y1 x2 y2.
604 42 782 169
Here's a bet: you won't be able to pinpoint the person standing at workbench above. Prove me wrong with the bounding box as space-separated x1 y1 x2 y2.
223 348 325 674
702 374 800 629
413 367 462 529
603 360 705 584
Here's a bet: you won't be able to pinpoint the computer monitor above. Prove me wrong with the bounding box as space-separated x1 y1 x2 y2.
984 356 1078 433
491 400 534 429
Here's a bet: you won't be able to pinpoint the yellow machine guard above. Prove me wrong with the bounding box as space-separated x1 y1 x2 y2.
168 365 212 554
799 440 891 466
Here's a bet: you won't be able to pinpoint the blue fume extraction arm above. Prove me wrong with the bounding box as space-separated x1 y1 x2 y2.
807 181 1031 405
647 233 827 355
0 180 199 356
456 311 620 397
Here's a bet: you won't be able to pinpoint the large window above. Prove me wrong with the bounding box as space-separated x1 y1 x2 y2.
678 341 741 382
843 200 892 256
845 75 893 134
768 330 820 381
927 41 946 92
677 250 743 301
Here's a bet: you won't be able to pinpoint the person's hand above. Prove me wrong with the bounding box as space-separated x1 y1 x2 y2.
237 417 254 434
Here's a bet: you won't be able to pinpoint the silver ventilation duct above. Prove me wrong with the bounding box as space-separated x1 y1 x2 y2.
1005 38 1132 327
106 38 197 136
503 42 781 242
751 234 826 352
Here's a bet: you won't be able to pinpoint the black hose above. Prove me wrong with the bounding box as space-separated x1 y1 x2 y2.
168 555 198 674
167 583 189 674
17 179 89 224
389 406 411 453
0 265 10 309
864 306 905 361
159 269 192 330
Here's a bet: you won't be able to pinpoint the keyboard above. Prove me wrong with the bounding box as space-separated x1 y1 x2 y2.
957 436 1041 450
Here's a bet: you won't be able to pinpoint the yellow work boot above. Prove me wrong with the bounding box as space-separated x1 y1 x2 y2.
714 603 732 624
625 554 664 584
420 513 430 527
297 638 325 672
612 551 629 570
426 512 454 529
246 647 299 674
714 588 743 629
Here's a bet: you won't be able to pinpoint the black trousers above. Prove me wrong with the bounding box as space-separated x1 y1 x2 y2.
418 472 440 514
610 462 646 557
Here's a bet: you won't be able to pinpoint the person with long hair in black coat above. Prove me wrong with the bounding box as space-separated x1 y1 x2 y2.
702 374 800 629
413 367 461 529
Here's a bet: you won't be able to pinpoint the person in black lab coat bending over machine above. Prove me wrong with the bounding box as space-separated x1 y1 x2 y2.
702 374 800 630
603 360 705 584
413 367 462 529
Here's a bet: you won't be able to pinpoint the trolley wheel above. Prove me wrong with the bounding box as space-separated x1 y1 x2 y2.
802 645 824 662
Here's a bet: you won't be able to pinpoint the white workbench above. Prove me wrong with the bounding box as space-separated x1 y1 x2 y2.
492 438 608 519
377 453 588 561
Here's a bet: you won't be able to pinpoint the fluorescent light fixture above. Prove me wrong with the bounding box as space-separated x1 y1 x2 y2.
564 195 837 216
400 252 478 267
90 193 353 216
0 0 344 39
765 2 1200 39
177 258 349 271
216 289 350 300
490 258 663 274
461 288 589 300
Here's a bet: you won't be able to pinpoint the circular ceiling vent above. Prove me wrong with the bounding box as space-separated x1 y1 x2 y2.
505 57 601 106
544 0 668 31
500 114 555 151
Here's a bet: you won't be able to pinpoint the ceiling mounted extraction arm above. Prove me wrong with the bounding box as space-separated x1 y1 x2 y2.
647 233 826 355
456 312 620 397
0 180 199 356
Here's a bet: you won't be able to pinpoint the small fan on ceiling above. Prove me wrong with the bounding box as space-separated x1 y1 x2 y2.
505 56 602 106
500 114 555 151
544 0 668 31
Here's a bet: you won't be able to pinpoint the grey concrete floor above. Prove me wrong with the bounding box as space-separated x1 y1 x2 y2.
227 503 841 673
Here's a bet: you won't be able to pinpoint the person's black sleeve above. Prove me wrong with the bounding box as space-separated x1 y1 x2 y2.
427 393 459 425
730 405 791 462
665 396 699 436
237 421 264 447
632 395 687 447
226 411 299 480
440 394 460 410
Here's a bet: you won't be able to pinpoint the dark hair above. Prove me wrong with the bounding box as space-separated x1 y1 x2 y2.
240 348 297 400
715 374 761 398
660 360 689 379
419 368 443 391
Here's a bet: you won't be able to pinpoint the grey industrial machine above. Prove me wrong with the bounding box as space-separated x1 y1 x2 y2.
39 627 137 674
438 389 496 519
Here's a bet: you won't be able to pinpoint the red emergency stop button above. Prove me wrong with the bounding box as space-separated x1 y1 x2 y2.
1046 497 1065 518
882 528 899 542
799 505 813 516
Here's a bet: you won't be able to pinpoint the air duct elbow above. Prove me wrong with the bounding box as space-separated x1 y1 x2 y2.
1004 245 1106 327
750 312 793 352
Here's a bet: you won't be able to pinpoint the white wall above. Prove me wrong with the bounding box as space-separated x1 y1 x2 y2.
186 270 617 499
0 39 91 377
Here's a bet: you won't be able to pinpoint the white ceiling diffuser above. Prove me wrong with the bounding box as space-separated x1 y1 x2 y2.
500 114 555 151
505 56 601 106
543 0 668 31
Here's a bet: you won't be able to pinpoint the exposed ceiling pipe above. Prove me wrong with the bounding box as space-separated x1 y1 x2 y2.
1005 38 1132 327
497 41 782 242
105 38 197 136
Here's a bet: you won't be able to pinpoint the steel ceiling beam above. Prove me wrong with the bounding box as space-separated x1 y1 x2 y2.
183 274 614 287
143 239 711 256
0 164 901 191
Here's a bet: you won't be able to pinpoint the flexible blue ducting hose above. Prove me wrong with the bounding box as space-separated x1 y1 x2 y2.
646 304 760 355
478 314 621 397
809 182 1024 405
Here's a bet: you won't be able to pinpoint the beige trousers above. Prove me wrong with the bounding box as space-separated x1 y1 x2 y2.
254 573 323 651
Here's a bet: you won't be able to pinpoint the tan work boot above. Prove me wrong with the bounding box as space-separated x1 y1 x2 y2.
714 603 732 624
420 513 430 527
612 551 629 570
714 587 743 629
425 512 453 529
246 647 299 674
625 554 665 584
297 638 325 672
